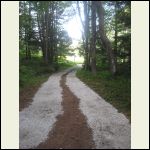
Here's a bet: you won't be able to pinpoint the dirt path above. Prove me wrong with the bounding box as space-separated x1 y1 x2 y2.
66 70 131 149
36 72 95 149
20 67 130 149
19 85 40 111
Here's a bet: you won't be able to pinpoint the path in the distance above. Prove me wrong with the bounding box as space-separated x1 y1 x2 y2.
19 66 130 149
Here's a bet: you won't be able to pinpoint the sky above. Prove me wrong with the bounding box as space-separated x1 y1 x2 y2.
63 17 82 47
63 3 83 48
63 3 84 63
63 15 84 63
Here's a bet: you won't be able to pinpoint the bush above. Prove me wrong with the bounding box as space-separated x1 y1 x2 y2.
98 71 112 80
19 55 76 89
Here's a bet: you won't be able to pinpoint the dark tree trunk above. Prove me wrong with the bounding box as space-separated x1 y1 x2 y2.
91 1 97 74
28 1 32 60
114 2 118 66
77 1 87 70
54 2 58 64
36 8 45 59
96 1 116 75
45 8 49 63
83 1 90 70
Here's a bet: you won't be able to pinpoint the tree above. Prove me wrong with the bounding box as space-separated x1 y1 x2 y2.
91 1 97 74
83 1 90 70
104 1 131 65
19 1 33 60
19 1 131 76
20 1 73 64
96 1 116 75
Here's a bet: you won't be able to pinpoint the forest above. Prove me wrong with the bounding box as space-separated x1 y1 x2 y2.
19 1 131 119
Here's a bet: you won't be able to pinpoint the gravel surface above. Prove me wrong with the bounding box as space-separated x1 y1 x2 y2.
66 70 131 149
36 72 95 149
19 72 64 149
19 67 131 149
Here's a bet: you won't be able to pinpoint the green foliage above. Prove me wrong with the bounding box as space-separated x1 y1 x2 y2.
19 58 53 89
19 65 34 87
19 52 76 89
100 1 131 73
116 63 131 77
98 71 112 79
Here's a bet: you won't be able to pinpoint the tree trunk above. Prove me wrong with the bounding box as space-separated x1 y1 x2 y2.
51 2 55 64
77 1 87 70
91 1 96 74
83 1 90 70
114 2 118 66
96 1 116 75
36 9 45 58
45 9 49 63
28 1 31 60
54 2 58 64
25 42 28 60
49 3 53 63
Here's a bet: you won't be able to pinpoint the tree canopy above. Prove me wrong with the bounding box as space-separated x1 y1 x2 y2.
19 1 131 75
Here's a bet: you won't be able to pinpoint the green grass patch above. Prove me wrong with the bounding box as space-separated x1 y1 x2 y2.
76 69 131 121
20 62 52 90
19 55 76 90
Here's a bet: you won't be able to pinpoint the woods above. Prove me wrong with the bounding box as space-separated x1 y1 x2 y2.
77 1 131 75
19 1 72 64
19 1 131 119
3 2 150 149
19 1 131 75
19 1 132 148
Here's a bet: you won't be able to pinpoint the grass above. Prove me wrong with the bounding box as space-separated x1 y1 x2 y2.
19 55 76 90
76 68 131 121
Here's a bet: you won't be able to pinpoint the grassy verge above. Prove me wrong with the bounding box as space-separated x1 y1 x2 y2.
19 55 76 110
76 69 131 121
19 56 76 90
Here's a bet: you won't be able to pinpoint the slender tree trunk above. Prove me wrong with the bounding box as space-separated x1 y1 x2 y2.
83 1 90 70
49 3 53 63
47 4 51 62
25 42 28 60
114 2 118 66
37 12 45 58
96 1 116 75
45 9 49 63
28 1 31 60
77 1 87 69
91 1 96 74
51 2 55 64
41 11 46 60
24 27 28 60
77 1 84 31
54 2 58 64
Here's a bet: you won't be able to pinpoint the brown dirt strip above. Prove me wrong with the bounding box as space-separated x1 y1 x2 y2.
35 72 95 149
19 85 39 111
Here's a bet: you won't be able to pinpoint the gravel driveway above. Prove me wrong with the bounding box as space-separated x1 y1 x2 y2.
19 66 131 149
